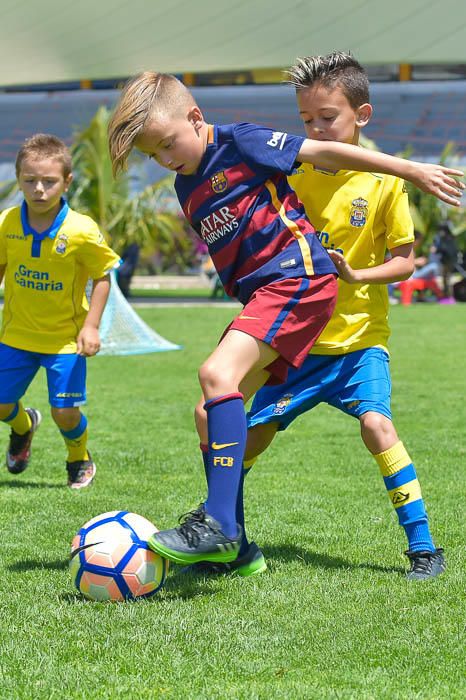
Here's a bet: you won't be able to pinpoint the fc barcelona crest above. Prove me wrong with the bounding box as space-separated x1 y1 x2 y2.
350 197 368 227
210 171 228 194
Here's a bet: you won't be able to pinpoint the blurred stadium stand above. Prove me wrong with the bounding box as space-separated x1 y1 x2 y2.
0 81 465 170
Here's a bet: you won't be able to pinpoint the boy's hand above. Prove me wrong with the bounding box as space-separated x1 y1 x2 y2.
327 250 360 283
77 326 101 357
410 163 464 206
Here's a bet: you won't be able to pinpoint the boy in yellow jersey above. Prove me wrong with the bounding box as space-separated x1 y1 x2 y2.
192 52 449 580
0 134 120 488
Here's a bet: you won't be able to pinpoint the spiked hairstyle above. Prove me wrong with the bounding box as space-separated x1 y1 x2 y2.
286 51 370 108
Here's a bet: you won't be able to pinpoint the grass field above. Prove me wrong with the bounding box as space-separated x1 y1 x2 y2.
0 304 464 699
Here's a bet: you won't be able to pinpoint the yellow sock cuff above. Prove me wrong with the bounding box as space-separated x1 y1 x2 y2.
243 457 257 470
374 441 412 477
6 402 32 435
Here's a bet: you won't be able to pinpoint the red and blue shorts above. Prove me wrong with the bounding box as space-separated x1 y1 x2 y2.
228 274 337 384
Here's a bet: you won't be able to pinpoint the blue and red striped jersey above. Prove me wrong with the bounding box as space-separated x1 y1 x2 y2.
175 122 337 304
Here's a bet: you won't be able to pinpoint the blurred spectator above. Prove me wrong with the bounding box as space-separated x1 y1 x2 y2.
434 221 459 303
116 243 140 298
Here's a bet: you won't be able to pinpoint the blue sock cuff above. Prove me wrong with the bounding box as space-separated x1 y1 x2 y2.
60 414 87 440
204 392 243 411
2 403 19 422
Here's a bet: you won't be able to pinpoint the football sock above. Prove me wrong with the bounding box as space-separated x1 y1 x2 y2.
204 393 246 538
374 440 435 552
236 457 256 556
60 413 89 462
2 402 32 435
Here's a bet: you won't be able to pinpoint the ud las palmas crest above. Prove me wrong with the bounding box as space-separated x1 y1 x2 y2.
55 233 68 254
350 197 368 227
211 171 228 193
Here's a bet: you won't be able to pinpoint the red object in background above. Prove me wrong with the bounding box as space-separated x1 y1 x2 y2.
398 278 443 305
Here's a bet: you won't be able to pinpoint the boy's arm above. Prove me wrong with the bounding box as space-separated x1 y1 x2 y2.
76 274 111 357
328 244 414 285
297 140 464 206
0 264 5 286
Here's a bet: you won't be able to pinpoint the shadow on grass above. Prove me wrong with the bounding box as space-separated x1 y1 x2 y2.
264 543 404 575
7 558 69 572
0 479 63 489
57 575 218 604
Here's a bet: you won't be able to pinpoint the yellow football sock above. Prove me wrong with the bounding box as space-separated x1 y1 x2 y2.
3 403 32 435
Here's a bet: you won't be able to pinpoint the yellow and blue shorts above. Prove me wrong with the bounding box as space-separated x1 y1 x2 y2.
247 347 391 430
0 343 87 408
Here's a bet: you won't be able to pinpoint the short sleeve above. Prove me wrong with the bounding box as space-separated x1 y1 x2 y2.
384 178 415 250
0 211 8 265
76 221 121 279
232 122 305 175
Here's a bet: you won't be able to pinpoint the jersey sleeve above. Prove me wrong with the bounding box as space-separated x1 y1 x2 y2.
233 122 305 175
0 211 8 265
76 221 121 279
384 178 415 250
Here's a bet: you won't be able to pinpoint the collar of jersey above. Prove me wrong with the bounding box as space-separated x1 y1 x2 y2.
21 197 69 240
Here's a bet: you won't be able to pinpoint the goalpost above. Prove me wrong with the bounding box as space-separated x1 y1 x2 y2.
97 271 181 356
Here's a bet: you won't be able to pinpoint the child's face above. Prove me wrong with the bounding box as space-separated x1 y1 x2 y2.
134 109 205 176
18 157 72 217
296 83 371 145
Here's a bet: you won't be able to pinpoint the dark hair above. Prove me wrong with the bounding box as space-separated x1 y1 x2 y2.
286 51 370 108
16 133 72 178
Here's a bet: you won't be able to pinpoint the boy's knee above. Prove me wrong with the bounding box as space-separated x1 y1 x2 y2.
51 406 81 431
198 360 231 395
360 411 391 434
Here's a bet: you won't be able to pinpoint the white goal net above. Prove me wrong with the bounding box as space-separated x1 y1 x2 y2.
95 272 181 356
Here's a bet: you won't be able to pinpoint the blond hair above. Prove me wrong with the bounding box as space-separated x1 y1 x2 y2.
15 133 72 178
108 72 196 176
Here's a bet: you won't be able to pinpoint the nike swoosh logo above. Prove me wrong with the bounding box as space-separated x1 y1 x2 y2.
70 541 102 559
239 315 260 320
211 441 239 450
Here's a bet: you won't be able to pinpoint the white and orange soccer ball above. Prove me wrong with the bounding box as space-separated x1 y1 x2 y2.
70 511 169 601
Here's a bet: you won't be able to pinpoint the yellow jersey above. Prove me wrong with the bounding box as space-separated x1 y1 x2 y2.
288 164 414 354
0 202 120 354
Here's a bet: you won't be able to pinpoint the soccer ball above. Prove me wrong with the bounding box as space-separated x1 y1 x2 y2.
70 511 169 601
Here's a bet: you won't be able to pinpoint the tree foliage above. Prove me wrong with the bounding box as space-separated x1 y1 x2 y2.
398 142 466 252
0 106 198 273
69 106 196 271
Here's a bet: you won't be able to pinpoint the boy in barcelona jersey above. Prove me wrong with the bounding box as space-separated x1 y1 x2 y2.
0 134 120 488
108 70 463 568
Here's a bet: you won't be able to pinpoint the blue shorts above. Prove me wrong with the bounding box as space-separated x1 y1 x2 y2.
0 343 87 408
247 347 391 430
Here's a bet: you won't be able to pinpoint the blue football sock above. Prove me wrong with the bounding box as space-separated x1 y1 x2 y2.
374 441 435 553
204 393 246 538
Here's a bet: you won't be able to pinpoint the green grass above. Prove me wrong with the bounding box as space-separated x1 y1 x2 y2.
0 305 465 699
129 287 214 298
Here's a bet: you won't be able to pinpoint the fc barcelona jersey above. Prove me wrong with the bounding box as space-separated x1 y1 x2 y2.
175 123 337 304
